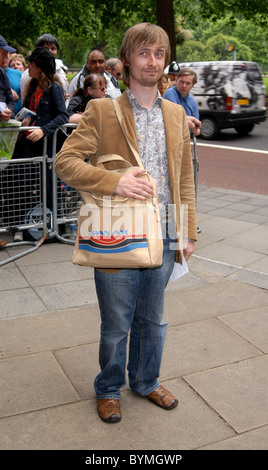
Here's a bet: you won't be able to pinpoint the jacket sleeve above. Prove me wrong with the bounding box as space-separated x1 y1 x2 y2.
67 95 83 117
41 83 68 136
0 68 15 118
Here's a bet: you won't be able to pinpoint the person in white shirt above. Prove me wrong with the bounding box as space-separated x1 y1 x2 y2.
68 49 121 102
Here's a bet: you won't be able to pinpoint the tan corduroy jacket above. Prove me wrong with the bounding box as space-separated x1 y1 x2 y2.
55 92 197 264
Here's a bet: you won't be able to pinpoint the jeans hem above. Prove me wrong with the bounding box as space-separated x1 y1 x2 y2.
96 394 121 400
130 380 160 397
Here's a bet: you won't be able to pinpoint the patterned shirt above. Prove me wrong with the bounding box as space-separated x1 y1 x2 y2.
126 88 172 210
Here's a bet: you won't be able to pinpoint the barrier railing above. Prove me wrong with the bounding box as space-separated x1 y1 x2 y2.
0 126 48 266
191 134 199 204
191 134 201 234
50 124 81 245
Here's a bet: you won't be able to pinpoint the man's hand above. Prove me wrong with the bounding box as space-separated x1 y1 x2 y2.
183 240 195 261
0 107 12 122
114 169 154 200
187 116 201 136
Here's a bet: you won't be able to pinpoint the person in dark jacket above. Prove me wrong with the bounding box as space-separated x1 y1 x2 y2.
0 66 15 247
0 66 15 121
17 47 68 154
13 47 68 230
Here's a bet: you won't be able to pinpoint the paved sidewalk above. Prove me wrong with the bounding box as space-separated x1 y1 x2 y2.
0 185 268 450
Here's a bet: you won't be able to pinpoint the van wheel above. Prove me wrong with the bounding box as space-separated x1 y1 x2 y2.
234 124 254 136
200 117 219 140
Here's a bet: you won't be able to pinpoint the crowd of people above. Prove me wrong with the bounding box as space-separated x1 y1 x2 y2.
0 33 124 245
0 31 201 247
0 33 124 131
1 32 201 151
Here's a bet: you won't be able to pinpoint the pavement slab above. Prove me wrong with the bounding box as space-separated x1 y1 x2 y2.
0 379 235 450
184 356 268 434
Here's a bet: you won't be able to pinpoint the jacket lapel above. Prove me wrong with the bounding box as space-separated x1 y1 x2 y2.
161 99 181 163
117 93 140 159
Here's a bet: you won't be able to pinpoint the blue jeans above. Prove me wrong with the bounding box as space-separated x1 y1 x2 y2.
94 223 176 399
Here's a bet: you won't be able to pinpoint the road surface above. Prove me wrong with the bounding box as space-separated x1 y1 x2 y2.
195 119 268 195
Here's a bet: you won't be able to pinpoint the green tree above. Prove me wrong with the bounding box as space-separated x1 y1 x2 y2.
0 0 98 52
177 40 205 62
233 19 268 66
205 34 252 61
0 0 40 48
198 0 268 27
177 33 253 63
1 0 268 66
191 15 268 66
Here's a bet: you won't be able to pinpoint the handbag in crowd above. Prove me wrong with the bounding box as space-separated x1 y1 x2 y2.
72 153 163 269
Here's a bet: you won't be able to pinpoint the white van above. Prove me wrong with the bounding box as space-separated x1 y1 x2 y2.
178 61 267 139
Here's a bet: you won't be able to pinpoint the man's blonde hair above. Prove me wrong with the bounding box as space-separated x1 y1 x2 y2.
120 23 171 86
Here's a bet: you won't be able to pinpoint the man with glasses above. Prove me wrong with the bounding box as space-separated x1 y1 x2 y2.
164 68 201 136
106 57 123 82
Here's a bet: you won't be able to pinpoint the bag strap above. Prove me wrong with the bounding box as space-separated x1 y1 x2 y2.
113 99 144 169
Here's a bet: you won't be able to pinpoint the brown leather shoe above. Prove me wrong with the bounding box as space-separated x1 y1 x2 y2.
147 385 178 410
97 398 121 423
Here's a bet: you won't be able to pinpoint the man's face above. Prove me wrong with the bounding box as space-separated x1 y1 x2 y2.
43 42 58 58
176 75 194 98
87 51 106 74
110 62 123 80
128 43 165 88
0 48 10 70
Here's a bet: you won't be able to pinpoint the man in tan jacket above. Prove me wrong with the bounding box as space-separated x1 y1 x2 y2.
55 23 197 423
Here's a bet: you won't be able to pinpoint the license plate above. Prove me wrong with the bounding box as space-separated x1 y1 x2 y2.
237 99 249 106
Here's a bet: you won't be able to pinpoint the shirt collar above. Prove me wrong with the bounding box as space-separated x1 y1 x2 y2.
126 87 162 110
176 88 189 101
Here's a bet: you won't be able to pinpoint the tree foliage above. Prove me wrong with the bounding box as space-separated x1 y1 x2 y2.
0 0 267 66
0 0 98 51
198 0 268 27
180 16 268 66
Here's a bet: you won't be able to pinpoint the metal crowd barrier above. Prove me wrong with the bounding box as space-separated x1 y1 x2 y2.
192 135 199 198
0 124 81 267
50 123 81 245
0 126 48 266
191 134 201 234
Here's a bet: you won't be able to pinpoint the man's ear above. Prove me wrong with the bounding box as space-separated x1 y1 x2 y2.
122 58 129 67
